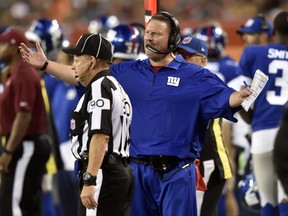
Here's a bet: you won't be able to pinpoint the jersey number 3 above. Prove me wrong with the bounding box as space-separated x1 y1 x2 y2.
266 60 288 105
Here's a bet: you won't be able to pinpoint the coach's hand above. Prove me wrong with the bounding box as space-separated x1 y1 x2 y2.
81 185 98 209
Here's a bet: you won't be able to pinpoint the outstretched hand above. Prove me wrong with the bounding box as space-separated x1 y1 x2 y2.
18 42 47 69
230 87 252 108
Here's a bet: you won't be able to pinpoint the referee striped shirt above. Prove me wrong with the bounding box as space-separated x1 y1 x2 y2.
71 70 132 159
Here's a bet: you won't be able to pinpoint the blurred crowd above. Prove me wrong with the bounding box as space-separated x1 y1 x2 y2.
1 0 288 50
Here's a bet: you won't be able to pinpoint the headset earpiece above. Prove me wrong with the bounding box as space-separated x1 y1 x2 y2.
257 14 270 31
156 11 181 51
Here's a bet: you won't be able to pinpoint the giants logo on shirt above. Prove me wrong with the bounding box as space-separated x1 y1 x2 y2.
167 76 180 87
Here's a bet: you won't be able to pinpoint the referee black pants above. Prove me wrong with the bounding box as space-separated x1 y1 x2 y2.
78 162 134 216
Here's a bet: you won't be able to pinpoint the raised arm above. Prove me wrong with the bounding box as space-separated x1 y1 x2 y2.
19 42 78 85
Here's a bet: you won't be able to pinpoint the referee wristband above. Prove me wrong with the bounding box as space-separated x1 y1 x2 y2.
40 60 49 71
83 179 97 186
4 147 13 155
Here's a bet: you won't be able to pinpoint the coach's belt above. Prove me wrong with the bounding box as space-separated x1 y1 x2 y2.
129 156 180 173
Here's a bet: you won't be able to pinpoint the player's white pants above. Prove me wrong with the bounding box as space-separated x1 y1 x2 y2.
251 128 287 207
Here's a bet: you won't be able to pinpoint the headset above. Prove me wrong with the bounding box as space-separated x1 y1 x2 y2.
257 14 270 31
237 14 272 37
155 11 181 51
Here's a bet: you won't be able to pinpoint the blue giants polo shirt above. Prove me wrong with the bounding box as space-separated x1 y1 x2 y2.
110 55 238 159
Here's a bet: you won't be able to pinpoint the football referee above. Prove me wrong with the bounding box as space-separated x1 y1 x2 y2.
62 33 134 216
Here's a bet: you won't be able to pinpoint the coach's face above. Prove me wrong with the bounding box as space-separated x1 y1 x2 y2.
144 19 170 59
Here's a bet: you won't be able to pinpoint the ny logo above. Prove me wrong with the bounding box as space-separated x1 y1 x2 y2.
167 76 180 87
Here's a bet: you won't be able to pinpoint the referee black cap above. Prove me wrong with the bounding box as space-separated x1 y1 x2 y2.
62 33 113 62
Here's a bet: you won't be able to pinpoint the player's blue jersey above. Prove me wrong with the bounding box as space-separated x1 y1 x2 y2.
110 55 238 159
206 56 238 83
236 43 288 132
51 82 79 143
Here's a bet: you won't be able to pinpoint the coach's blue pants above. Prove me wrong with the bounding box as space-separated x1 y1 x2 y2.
130 160 197 216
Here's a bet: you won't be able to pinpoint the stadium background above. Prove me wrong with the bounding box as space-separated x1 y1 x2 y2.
0 0 287 60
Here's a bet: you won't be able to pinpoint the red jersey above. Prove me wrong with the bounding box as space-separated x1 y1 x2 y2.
0 60 47 136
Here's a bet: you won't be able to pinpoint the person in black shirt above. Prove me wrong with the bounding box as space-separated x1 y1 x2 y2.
274 102 288 195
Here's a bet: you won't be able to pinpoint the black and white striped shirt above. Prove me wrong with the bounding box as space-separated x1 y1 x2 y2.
70 70 132 159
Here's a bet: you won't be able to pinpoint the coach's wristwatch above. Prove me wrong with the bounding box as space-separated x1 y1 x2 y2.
83 172 97 186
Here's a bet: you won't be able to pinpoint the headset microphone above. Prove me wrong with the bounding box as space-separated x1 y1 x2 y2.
75 62 91 78
145 44 171 55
